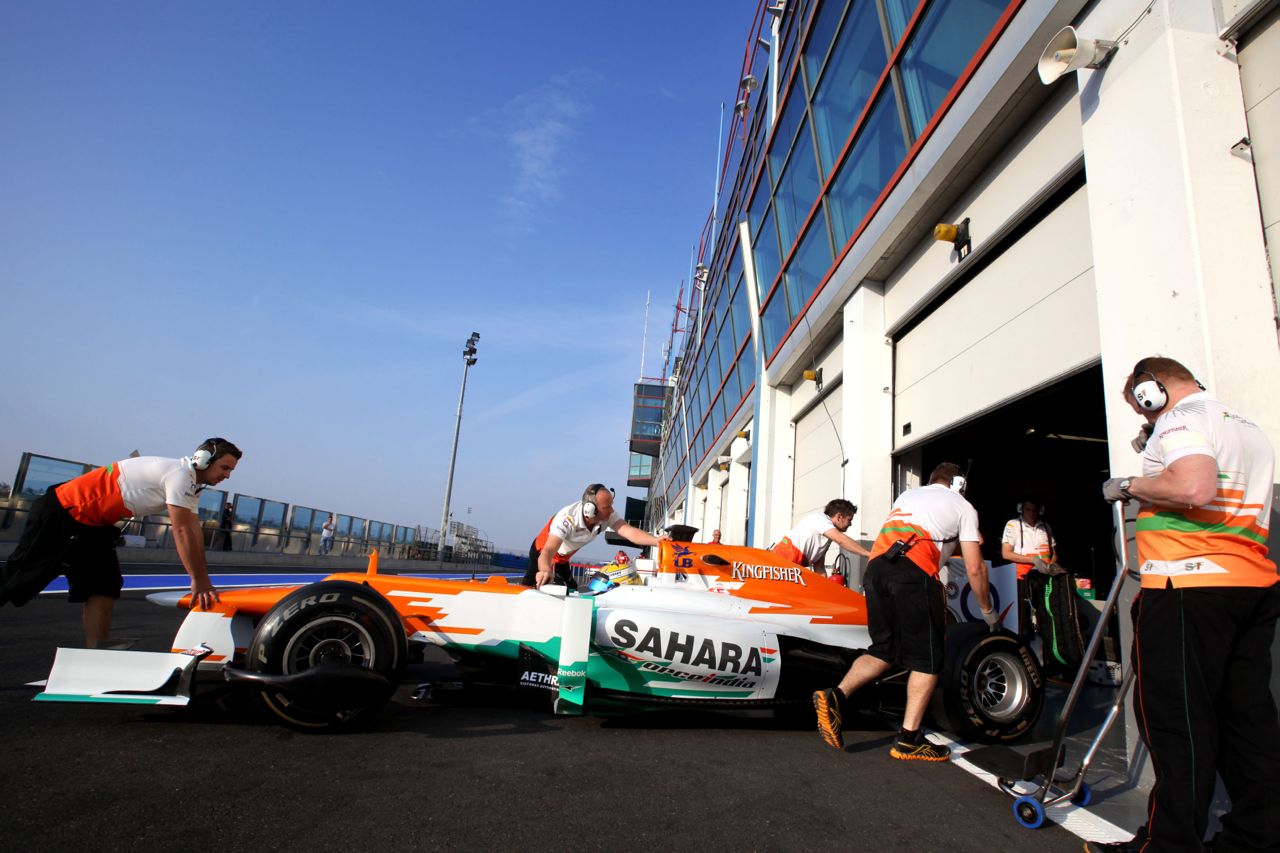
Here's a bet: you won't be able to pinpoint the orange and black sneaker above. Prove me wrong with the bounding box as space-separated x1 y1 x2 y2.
889 733 951 762
812 688 844 750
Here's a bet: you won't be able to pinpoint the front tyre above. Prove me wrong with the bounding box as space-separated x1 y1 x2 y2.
931 622 1043 743
246 580 406 730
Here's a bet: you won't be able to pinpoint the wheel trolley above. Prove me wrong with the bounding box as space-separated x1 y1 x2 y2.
964 500 1135 829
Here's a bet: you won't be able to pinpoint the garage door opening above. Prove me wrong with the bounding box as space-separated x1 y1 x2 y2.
899 364 1119 593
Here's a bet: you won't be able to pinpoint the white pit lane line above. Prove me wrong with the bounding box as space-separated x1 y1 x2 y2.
934 733 1132 843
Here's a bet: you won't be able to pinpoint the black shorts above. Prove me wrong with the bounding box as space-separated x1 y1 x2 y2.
864 555 946 675
0 489 122 607
521 542 578 590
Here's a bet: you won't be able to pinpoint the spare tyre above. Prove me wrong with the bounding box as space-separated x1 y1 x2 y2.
244 580 407 730
930 622 1043 743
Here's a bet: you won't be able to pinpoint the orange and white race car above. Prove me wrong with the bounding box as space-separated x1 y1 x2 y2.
36 540 1043 740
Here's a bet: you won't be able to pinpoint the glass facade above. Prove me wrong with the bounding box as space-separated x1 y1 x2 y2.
647 0 1014 521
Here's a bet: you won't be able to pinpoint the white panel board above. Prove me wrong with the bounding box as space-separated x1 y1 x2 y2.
792 383 844 524
895 187 1098 446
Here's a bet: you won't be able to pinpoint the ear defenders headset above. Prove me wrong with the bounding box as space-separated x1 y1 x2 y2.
949 475 967 495
191 438 224 471
1016 501 1045 516
1130 359 1168 412
582 483 609 521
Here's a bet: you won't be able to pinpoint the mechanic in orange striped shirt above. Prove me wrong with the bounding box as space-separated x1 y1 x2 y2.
1087 358 1278 853
812 463 998 762
0 439 241 647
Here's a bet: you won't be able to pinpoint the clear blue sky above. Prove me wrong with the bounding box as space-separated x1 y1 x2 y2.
1 2 749 559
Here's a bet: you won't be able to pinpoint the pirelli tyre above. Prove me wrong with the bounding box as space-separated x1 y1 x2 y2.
931 622 1043 743
245 580 407 730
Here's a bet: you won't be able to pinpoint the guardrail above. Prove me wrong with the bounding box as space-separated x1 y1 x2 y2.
0 501 496 565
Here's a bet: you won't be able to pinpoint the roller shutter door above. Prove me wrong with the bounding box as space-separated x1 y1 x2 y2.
894 186 1098 446
792 382 844 524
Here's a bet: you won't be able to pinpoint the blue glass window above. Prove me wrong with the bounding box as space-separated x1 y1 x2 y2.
768 83 806 185
899 0 1005 137
883 0 917 45
828 93 906 247
747 178 770 238
761 291 790 355
803 0 849 93
260 500 286 529
774 122 822 254
784 207 834 320
234 497 262 526
716 320 737 384
290 507 313 532
18 455 90 498
738 340 757 390
197 489 226 524
811 0 888 177
753 205 782 303
730 279 750 347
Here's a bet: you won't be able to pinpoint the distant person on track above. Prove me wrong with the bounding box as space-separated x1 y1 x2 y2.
0 438 241 647
219 501 235 552
319 514 335 555
524 484 667 590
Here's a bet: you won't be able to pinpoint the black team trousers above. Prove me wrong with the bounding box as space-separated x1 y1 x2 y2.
1132 582 1280 851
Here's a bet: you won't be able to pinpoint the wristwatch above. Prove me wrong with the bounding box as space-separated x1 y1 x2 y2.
1119 478 1134 500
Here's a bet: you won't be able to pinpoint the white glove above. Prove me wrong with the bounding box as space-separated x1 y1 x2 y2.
1131 423 1154 454
980 606 1000 633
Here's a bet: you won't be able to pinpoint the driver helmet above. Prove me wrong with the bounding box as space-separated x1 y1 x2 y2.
585 571 617 594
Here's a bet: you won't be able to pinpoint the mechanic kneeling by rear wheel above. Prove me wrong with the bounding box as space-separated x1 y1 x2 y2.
812 463 1000 761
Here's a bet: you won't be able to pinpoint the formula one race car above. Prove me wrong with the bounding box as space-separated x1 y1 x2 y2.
36 541 1044 741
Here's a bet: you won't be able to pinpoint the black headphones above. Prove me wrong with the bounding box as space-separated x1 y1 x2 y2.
582 483 609 521
191 437 226 471
1130 359 1168 412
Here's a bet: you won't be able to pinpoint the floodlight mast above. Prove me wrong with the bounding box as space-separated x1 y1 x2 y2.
438 332 480 562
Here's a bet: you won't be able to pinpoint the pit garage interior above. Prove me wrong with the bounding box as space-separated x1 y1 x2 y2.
898 363 1116 593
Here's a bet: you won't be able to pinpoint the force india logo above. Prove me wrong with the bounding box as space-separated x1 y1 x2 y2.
731 562 806 586
609 619 764 688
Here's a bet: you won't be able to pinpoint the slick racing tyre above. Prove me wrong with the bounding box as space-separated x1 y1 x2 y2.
931 622 1043 743
245 580 406 731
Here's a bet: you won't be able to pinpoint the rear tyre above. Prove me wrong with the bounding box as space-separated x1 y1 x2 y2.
931 622 1043 743
246 580 406 730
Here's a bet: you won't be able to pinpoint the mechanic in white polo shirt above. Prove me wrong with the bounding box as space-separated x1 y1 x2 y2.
523 484 668 589
772 499 871 571
1 438 241 646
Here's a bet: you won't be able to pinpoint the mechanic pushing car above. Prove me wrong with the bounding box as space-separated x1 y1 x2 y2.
0 438 241 647
771 498 871 570
812 462 999 761
524 484 668 590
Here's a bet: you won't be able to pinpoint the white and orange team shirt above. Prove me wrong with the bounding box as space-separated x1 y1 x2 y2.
54 456 202 527
533 502 624 565
775 512 840 567
1001 519 1055 579
869 484 981 578
1137 391 1276 589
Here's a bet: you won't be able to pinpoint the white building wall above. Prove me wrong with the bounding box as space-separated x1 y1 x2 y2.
1237 5 1280 319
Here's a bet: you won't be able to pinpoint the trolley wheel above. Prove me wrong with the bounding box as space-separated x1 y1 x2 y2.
1071 782 1092 807
1013 796 1047 829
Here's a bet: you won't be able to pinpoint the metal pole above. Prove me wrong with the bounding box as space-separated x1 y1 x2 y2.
438 358 469 562
439 334 478 562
